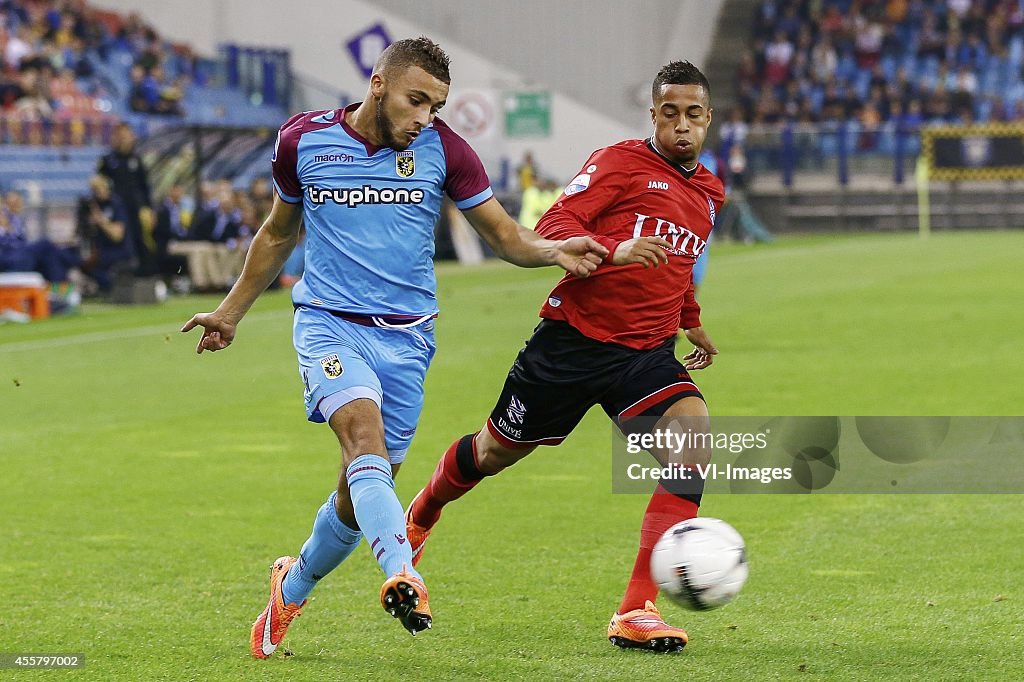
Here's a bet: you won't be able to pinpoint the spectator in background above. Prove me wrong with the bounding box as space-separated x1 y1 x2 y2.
248 176 274 220
719 108 750 152
1 190 79 284
76 174 132 292
154 183 190 283
98 122 155 275
517 150 538 191
169 184 244 292
763 29 794 85
716 144 774 244
4 25 33 70
517 177 560 230
811 31 839 83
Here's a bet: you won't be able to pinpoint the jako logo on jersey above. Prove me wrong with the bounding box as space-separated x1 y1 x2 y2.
564 173 591 195
314 153 354 163
632 212 707 257
506 395 527 425
648 180 670 190
707 196 717 223
396 150 415 177
547 296 562 308
306 185 425 207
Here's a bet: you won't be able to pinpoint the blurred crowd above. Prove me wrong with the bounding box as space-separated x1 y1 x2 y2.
738 0 1024 129
0 0 197 138
1 120 276 306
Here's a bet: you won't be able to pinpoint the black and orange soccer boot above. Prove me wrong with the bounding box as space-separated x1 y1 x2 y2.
380 566 432 635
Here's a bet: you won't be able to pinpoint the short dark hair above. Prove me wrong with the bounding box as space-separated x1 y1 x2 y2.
374 36 451 84
652 60 710 102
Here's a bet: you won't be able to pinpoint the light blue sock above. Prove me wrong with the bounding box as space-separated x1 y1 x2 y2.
346 454 422 581
281 491 362 605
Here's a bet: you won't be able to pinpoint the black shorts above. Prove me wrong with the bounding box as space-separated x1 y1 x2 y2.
486 319 704 448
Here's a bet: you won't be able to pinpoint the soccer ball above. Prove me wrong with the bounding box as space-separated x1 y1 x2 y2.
650 517 748 611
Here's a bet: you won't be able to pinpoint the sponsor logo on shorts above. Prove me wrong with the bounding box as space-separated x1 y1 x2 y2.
401 427 417 437
497 417 522 439
320 354 343 379
506 395 527 425
396 150 415 177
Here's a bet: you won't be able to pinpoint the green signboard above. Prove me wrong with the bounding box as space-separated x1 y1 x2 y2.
503 91 551 138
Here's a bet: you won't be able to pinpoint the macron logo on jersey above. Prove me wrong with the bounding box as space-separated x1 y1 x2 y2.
306 185 425 208
313 153 355 163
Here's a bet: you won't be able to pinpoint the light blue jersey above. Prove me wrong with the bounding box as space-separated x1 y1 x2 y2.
272 104 494 453
272 105 493 317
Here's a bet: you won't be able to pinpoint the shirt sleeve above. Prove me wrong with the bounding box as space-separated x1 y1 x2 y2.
679 285 701 329
534 147 629 261
434 119 493 210
271 113 304 203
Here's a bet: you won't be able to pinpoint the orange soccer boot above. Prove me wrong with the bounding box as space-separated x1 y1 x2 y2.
380 567 432 635
250 556 306 658
607 600 688 653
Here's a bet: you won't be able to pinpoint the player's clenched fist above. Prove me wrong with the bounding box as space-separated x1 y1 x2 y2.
611 236 671 268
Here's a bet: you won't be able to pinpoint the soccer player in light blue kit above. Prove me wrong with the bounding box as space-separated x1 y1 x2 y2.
180 37 607 657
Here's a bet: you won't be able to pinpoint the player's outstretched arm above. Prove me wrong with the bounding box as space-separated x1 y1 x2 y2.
681 326 718 370
461 198 607 277
180 194 302 354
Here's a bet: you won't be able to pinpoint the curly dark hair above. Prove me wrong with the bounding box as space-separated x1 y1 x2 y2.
374 36 451 84
652 60 710 101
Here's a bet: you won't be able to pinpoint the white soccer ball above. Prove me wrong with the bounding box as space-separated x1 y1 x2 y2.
650 517 748 611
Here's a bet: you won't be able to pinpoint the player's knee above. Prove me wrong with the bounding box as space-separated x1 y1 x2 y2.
660 395 711 466
329 398 387 457
663 395 708 419
474 429 534 474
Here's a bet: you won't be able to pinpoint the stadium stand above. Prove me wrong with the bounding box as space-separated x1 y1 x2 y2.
0 0 293 307
740 0 1024 128
715 0 1024 189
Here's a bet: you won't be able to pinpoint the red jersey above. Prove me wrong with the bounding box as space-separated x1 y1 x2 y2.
535 139 725 350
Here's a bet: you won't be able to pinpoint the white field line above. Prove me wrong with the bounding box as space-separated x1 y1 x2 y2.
0 275 559 355
0 310 291 354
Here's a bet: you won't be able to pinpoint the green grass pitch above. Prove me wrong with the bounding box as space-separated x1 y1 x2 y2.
1 231 1022 680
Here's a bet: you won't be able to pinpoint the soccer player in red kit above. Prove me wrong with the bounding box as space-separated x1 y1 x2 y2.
406 61 723 652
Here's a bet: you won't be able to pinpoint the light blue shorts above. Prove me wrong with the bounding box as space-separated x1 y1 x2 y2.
292 306 436 464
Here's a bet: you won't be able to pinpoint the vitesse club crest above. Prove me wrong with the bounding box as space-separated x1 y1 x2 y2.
320 354 343 379
396 151 415 178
